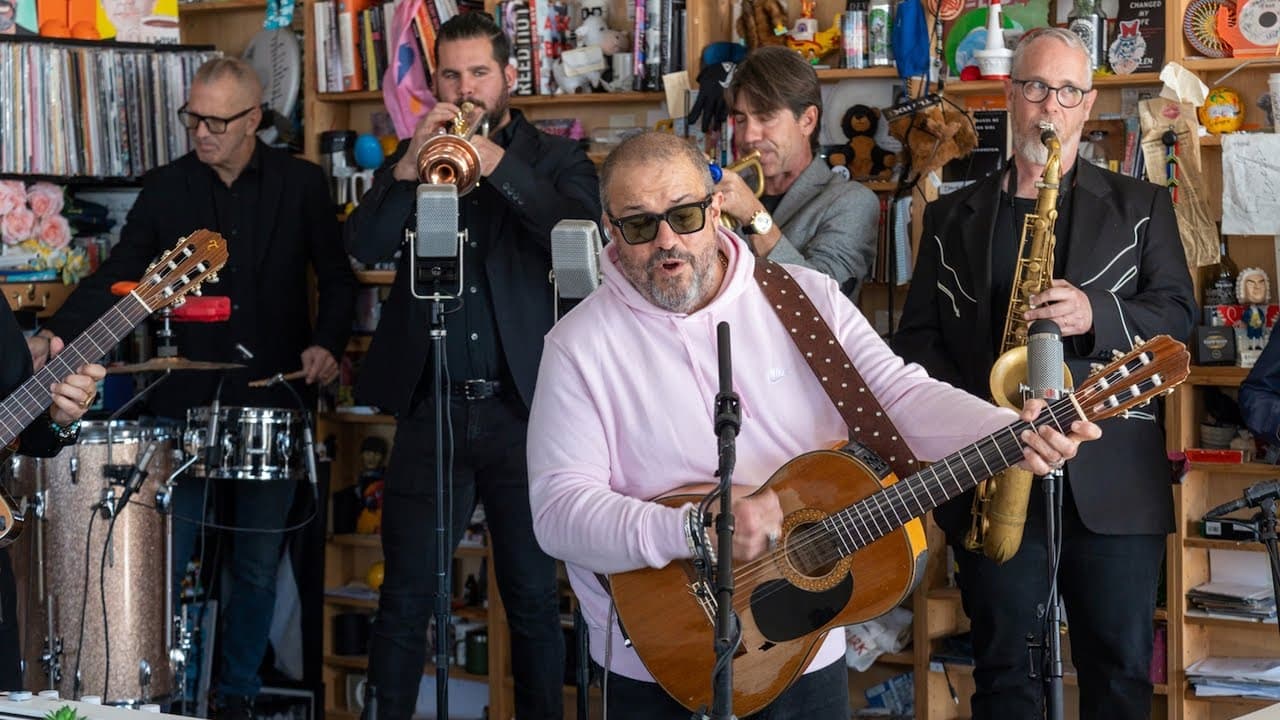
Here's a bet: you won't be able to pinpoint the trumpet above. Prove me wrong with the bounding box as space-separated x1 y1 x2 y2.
415 101 491 196
709 150 764 230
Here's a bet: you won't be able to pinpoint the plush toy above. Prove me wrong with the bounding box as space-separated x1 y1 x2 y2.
737 0 788 49
552 0 631 93
887 97 978 183
828 105 897 179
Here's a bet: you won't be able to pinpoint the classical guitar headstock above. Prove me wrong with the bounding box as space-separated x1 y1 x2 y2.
132 229 229 312
1074 335 1190 423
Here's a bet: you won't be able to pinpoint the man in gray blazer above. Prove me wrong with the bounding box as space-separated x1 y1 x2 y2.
715 45 881 300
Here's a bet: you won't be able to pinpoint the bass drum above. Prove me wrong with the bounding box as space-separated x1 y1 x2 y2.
10 421 177 705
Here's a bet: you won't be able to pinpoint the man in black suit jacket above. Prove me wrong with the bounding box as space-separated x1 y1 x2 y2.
345 12 599 720
893 29 1195 720
30 58 356 720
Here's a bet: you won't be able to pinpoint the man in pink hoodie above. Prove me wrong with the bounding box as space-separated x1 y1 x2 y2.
526 131 1099 719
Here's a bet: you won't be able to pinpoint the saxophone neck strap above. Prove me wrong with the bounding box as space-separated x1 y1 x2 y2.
752 259 920 478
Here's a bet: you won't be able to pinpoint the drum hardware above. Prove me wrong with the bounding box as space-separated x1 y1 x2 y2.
68 456 78 485
248 369 305 388
40 635 63 685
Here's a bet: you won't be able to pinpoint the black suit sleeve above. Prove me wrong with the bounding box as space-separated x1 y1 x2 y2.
892 202 967 388
1241 338 1280 443
485 137 600 251
1 306 63 458
344 141 415 264
1074 187 1196 358
301 162 358 359
43 178 168 340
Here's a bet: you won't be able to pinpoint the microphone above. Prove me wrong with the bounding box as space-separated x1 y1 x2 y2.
204 375 225 473
301 415 319 500
1026 319 1065 401
103 441 156 518
550 219 603 307
412 183 462 299
1205 479 1280 518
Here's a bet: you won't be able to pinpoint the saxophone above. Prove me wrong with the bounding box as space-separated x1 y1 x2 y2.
966 122 1072 562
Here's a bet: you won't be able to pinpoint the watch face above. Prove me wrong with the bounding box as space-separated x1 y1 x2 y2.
753 211 773 234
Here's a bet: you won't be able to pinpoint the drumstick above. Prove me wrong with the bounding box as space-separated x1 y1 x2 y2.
248 369 307 388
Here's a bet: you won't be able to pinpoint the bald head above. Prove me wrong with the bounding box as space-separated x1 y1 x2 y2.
599 132 713 215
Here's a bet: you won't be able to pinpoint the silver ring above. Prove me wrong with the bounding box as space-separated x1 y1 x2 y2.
766 531 780 551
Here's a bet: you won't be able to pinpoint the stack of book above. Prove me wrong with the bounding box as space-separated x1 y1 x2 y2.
1187 657 1280 700
1187 581 1278 622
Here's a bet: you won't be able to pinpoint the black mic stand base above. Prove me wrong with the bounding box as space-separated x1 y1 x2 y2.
1256 498 1280 642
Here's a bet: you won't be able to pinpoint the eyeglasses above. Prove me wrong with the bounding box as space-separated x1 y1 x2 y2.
176 103 258 134
607 195 713 245
1012 79 1093 109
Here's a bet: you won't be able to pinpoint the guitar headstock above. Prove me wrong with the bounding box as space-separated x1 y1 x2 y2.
1074 335 1190 423
132 230 229 312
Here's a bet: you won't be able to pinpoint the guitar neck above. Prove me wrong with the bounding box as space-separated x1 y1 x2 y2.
827 396 1085 552
0 294 150 447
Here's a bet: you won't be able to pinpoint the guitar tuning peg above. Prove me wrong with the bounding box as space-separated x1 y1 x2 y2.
206 272 220 284
1111 349 1126 360
1133 335 1146 345
1090 363 1104 374
173 296 186 307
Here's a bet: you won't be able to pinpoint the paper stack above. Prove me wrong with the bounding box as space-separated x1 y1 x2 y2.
1187 657 1280 700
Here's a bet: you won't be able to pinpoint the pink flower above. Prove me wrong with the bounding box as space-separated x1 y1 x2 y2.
0 180 26 216
26 183 65 219
1 206 35 245
35 215 71 250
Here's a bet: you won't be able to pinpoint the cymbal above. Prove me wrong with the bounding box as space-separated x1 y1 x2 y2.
106 357 246 374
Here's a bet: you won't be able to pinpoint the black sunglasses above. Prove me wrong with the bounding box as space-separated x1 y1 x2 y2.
607 195 713 245
177 103 259 134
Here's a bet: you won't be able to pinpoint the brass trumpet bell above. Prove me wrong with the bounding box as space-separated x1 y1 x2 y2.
415 101 489 196
715 150 764 230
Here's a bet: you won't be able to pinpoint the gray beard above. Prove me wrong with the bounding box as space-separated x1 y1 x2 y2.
620 246 718 313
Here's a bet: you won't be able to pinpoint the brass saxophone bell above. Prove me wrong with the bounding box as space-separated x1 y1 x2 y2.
415 101 490 196
713 150 765 231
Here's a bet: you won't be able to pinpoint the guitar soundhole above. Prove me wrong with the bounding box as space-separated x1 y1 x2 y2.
788 522 841 577
750 574 854 643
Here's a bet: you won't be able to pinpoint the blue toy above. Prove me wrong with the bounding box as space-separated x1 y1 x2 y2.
354 133 385 170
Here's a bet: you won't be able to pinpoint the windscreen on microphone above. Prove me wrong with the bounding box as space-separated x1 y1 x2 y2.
550 220 603 300
1026 319 1064 400
415 184 460 259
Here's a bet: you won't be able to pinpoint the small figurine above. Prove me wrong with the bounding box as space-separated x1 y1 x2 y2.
1237 266 1271 351
355 436 388 534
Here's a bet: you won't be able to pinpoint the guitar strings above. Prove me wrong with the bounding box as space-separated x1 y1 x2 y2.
715 355 1167 615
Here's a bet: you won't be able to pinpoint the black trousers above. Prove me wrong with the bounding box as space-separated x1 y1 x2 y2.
950 477 1166 720
367 392 564 720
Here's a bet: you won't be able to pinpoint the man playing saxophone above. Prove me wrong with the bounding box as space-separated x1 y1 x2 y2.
893 28 1195 719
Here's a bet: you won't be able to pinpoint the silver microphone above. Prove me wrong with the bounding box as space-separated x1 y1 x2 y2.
1026 319 1065 401
550 220 603 316
412 183 462 299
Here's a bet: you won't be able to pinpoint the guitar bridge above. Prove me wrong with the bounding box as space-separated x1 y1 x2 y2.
689 578 717 625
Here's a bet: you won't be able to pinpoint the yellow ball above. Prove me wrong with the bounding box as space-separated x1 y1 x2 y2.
366 561 385 592
1198 86 1245 134
379 135 399 157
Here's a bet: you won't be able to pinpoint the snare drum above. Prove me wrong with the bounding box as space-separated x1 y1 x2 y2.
183 406 302 481
9 421 176 704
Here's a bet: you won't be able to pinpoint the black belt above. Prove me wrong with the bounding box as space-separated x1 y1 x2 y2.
450 379 503 400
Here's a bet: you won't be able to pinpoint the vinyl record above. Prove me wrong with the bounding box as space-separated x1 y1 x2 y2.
243 28 303 118
1238 0 1280 46
1184 0 1234 57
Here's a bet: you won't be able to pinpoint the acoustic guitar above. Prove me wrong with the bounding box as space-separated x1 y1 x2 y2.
0 230 228 547
609 334 1190 715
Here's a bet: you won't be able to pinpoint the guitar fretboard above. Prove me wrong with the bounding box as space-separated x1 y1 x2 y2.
0 295 150 446
822 396 1084 555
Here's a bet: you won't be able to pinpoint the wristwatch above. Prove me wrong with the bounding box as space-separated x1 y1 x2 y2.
742 209 773 236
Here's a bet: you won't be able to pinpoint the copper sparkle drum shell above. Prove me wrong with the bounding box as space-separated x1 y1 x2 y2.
10 421 176 704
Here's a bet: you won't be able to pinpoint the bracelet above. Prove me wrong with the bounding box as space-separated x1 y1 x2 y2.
49 418 81 443
683 507 717 568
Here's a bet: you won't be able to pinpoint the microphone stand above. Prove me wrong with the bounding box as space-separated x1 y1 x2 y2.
1040 465 1065 720
1255 495 1280 641
409 225 465 720
709 322 740 720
